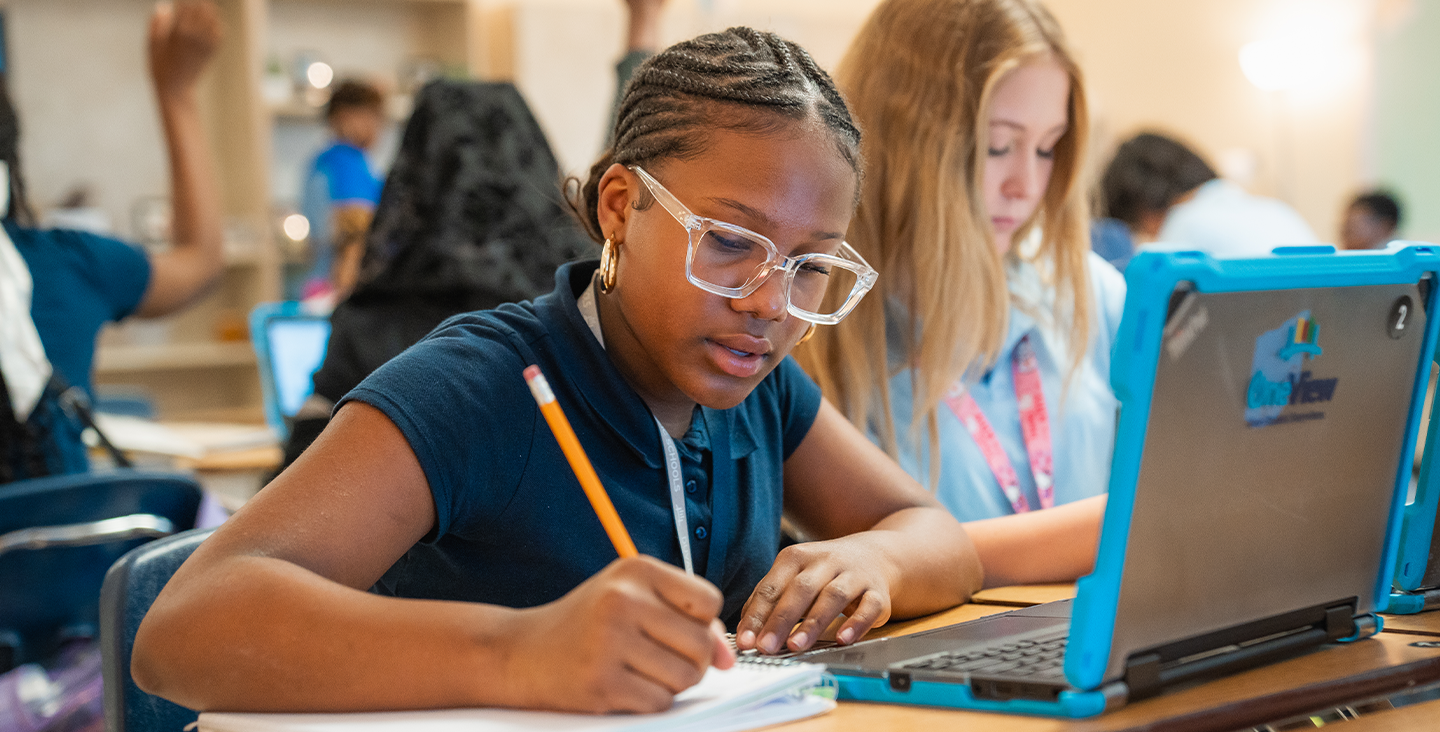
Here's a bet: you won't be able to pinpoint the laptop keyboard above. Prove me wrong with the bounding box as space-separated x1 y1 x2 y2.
900 634 1068 679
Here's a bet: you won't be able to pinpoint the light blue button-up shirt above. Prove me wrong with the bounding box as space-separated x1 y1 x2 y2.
885 252 1127 521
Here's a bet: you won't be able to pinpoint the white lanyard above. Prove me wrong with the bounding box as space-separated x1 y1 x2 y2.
578 279 696 575
654 417 694 575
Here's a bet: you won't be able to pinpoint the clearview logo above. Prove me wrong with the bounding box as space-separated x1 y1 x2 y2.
1245 311 1338 428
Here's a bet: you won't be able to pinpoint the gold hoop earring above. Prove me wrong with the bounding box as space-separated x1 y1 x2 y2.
796 323 817 345
598 238 618 293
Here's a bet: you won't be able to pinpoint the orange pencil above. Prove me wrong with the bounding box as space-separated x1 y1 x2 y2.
524 364 639 559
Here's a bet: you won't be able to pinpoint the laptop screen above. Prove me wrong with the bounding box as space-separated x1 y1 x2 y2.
264 318 331 419
1101 279 1429 683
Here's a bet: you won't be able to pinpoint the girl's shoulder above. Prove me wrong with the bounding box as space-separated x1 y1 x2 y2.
1084 250 1127 344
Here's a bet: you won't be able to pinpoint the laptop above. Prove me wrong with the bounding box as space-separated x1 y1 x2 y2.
249 302 331 438
793 243 1440 717
1391 349 1440 614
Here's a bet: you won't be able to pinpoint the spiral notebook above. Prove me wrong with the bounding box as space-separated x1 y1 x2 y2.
196 660 832 732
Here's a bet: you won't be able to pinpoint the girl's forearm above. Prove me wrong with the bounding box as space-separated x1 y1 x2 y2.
133 555 522 712
868 506 984 618
962 494 1105 588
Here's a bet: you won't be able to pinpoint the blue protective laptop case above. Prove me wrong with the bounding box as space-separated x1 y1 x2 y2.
248 301 332 438
823 244 1440 717
1391 281 1440 614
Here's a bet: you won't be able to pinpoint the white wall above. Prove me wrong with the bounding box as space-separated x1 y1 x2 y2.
1048 0 1371 244
498 0 1375 243
4 0 1384 245
6 0 168 239
503 0 877 179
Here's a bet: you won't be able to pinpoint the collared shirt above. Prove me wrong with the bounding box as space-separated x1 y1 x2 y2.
885 252 1127 520
342 260 822 623
1158 179 1318 257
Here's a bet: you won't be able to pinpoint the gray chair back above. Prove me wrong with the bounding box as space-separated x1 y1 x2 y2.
99 527 214 732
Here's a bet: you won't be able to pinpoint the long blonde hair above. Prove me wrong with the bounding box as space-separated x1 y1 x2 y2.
796 0 1092 471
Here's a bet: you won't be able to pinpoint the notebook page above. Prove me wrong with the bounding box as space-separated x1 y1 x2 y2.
196 662 829 732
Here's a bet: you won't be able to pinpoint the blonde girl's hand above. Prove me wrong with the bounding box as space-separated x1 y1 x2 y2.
148 1 222 100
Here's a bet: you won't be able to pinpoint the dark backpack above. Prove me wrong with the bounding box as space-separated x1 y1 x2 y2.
1 371 128 484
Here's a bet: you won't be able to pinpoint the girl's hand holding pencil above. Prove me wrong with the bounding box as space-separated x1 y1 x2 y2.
522 365 735 712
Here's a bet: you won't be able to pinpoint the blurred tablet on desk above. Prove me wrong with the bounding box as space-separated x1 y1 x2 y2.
250 302 331 438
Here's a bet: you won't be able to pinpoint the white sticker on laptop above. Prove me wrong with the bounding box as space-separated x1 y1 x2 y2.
1164 303 1209 362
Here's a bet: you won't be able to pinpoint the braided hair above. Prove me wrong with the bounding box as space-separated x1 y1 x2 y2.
0 75 35 226
572 27 861 242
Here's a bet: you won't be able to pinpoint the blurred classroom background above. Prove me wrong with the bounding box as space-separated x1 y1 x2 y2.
3 0 1433 427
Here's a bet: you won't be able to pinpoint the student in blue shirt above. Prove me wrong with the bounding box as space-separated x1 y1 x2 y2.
297 80 385 299
797 0 1119 569
134 27 1098 715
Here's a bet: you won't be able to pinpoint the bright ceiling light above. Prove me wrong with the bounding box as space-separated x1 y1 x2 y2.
282 214 310 242
1239 33 1359 93
305 61 334 89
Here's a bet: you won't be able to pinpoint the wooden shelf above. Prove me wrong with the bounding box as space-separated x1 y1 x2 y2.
95 342 257 374
269 98 413 123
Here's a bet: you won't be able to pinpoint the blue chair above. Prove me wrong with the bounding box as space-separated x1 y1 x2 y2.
100 527 213 732
0 470 200 670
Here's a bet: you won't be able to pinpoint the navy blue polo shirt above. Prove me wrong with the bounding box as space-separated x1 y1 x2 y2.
9 221 151 398
7 222 151 475
342 261 823 624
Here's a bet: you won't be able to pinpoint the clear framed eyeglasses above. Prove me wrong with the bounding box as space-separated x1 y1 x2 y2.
629 165 877 326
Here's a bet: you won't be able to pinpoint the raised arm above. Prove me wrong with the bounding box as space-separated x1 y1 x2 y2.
134 1 225 317
735 398 984 654
133 401 730 714
607 0 666 142
624 0 666 53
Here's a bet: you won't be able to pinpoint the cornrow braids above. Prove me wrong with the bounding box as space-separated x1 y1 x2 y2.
571 27 861 242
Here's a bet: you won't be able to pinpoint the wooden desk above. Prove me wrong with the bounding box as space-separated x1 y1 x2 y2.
1326 696 1440 731
971 584 1076 607
776 605 1440 732
1380 610 1440 637
179 445 282 506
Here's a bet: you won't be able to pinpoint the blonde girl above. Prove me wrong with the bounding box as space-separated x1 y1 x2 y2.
799 0 1123 580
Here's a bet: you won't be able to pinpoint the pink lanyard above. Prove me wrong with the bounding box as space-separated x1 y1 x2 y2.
942 335 1055 513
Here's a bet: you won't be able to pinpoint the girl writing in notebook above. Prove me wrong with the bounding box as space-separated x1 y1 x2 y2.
135 28 1091 715
797 0 1120 574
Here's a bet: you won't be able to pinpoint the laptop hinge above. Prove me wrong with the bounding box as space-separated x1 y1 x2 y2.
1123 598 1357 701
1124 653 1163 699
1323 604 1355 640
1402 586 1440 611
1425 588 1440 611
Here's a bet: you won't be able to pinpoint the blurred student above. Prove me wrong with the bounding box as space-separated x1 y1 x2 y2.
1089 217 1134 271
794 0 1113 582
298 79 385 302
1 1 223 482
1340 189 1402 250
278 79 590 469
1101 132 1316 255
